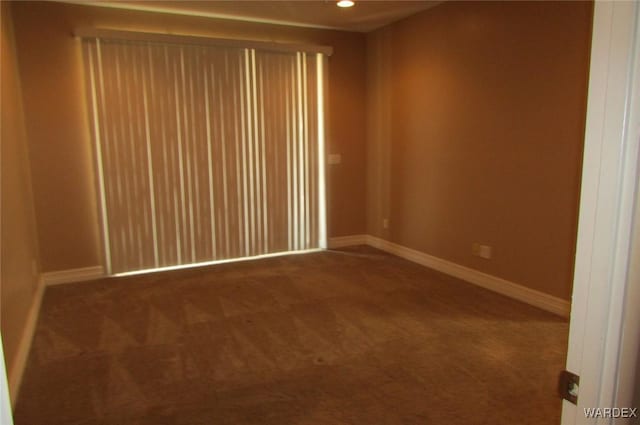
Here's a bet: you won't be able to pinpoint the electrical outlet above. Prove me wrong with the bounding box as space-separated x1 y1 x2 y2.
382 218 389 229
479 245 492 259
472 243 492 259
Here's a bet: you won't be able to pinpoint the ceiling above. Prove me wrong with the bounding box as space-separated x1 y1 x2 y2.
74 1 442 32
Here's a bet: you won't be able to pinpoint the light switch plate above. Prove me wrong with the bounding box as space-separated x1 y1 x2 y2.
327 154 341 165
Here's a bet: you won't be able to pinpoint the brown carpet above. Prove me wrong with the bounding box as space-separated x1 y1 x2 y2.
14 246 568 425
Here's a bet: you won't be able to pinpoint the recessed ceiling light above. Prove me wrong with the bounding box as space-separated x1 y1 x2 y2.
337 0 355 8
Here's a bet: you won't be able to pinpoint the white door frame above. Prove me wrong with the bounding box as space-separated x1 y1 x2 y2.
0 337 14 425
562 1 640 424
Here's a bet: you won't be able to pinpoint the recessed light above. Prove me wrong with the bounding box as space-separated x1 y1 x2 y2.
337 0 354 8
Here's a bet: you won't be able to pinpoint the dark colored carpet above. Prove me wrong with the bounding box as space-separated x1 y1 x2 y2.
14 246 568 424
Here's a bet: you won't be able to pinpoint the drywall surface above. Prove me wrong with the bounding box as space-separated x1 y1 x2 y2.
366 1 592 300
1 0 41 399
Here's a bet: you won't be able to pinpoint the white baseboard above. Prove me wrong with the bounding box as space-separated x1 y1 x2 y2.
8 278 45 406
328 235 368 248
41 266 105 286
332 234 570 318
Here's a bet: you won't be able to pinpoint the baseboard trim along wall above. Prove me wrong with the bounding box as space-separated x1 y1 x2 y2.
9 279 45 406
327 234 369 248
328 235 571 318
41 266 105 286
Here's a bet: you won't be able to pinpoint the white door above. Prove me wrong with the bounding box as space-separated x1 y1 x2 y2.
562 1 640 424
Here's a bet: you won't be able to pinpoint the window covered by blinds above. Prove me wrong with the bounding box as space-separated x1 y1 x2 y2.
82 36 326 275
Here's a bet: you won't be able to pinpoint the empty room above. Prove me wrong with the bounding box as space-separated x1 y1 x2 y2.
2 1 639 424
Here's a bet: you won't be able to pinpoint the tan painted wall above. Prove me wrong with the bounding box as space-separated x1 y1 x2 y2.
10 1 367 272
1 1 41 393
366 1 592 300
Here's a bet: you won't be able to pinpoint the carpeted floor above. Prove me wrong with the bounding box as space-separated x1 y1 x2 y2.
14 246 568 424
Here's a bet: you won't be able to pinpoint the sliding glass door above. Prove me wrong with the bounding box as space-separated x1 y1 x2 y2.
82 36 327 275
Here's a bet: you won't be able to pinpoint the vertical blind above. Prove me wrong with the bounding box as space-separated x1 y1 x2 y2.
82 35 327 275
